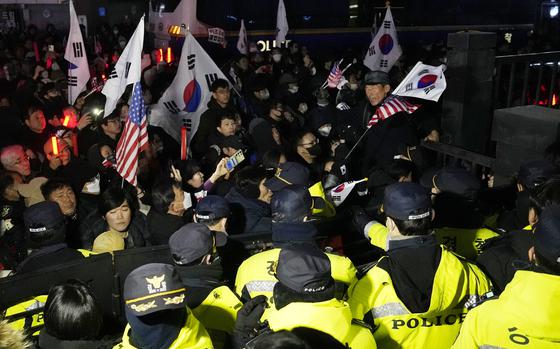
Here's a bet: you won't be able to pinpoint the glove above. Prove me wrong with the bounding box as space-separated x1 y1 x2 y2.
351 206 371 235
235 295 268 332
233 295 269 349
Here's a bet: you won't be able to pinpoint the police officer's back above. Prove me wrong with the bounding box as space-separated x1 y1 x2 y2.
348 182 492 349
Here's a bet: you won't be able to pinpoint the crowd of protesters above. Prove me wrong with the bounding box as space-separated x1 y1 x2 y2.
0 20 559 349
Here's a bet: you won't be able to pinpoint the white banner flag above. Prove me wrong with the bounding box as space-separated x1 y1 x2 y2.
237 19 248 55
276 0 289 45
392 61 447 102
364 6 401 72
149 32 229 143
208 27 226 47
64 0 90 105
330 178 368 207
102 16 144 116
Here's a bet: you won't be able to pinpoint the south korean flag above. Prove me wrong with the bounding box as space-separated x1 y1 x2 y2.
64 0 90 105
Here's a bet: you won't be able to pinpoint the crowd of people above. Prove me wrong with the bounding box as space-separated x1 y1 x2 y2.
0 20 559 349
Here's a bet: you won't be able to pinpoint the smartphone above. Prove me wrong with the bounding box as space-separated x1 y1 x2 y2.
226 149 245 171
93 108 104 116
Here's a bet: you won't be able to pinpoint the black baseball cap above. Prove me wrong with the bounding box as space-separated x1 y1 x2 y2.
533 205 560 267
364 70 390 85
169 223 223 265
383 182 432 221
195 195 230 221
276 245 333 294
23 201 66 248
518 160 559 190
271 185 315 223
265 162 310 193
124 263 187 316
420 167 481 200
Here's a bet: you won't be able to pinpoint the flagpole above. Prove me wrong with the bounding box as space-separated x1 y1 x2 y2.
344 127 371 161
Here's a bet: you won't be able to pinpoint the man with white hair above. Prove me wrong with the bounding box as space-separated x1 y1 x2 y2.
0 145 31 178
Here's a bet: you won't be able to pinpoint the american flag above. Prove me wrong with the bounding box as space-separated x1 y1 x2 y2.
116 82 148 186
367 95 420 128
327 60 343 88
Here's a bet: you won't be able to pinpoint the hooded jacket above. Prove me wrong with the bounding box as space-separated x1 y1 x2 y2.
348 243 492 349
267 299 376 348
452 270 560 348
79 211 150 250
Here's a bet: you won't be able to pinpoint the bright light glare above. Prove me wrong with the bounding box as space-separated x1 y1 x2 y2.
550 5 559 18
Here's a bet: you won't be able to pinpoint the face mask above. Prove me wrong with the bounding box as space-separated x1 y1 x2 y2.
310 66 317 76
318 125 332 137
83 174 101 195
349 83 359 91
182 191 193 210
119 40 127 49
307 144 322 157
298 102 308 114
258 89 270 101
113 29 119 36
51 62 60 71
288 85 299 94
272 53 282 63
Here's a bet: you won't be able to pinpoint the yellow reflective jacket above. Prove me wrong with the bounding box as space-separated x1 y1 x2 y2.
308 182 336 217
267 298 376 349
192 285 242 349
114 307 213 349
365 222 498 259
348 247 492 349
452 270 560 349
4 295 48 336
235 248 357 318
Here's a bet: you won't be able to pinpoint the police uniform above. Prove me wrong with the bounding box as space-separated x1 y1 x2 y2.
349 182 493 349
234 247 357 316
3 296 47 336
451 271 560 349
116 263 214 349
267 245 376 348
169 222 241 348
453 206 560 348
115 306 213 349
365 221 499 260
349 246 492 349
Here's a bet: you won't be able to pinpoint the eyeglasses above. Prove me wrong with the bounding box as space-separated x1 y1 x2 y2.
298 138 319 147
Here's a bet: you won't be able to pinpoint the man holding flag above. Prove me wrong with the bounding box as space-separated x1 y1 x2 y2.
343 63 445 176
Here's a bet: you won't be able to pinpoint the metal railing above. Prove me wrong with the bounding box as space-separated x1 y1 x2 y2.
420 140 495 174
494 51 560 109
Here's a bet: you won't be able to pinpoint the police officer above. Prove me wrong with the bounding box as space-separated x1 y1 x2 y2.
348 182 492 349
452 205 560 348
265 244 376 348
169 222 242 348
115 263 213 348
234 185 356 313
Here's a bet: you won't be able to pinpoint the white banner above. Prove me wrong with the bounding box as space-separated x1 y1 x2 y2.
237 19 248 54
276 0 289 45
64 0 90 105
392 61 447 102
102 16 145 116
150 32 229 143
363 6 401 72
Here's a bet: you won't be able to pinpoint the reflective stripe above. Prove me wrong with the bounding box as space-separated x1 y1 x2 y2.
479 346 507 349
245 280 277 294
371 302 410 318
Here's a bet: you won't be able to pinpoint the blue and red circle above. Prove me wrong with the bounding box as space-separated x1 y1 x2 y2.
183 80 202 112
379 34 394 55
416 74 438 88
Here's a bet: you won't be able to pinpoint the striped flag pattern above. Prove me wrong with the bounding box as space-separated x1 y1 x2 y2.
327 61 343 88
116 82 148 186
367 95 420 128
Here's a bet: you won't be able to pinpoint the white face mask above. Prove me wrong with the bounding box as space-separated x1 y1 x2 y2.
182 191 193 210
349 83 359 91
83 174 101 195
310 66 317 76
272 53 282 63
318 125 332 137
288 85 299 94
